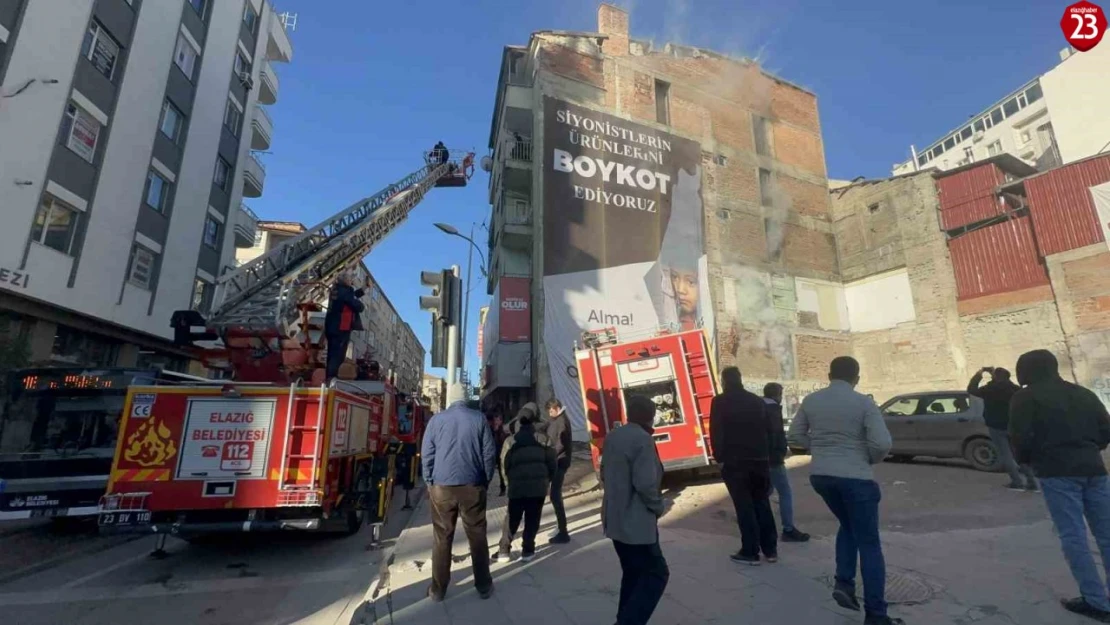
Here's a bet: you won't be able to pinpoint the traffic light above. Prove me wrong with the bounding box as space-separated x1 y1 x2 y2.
420 268 461 369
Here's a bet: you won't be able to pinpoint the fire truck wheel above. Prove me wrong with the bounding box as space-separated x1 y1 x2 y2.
342 509 363 536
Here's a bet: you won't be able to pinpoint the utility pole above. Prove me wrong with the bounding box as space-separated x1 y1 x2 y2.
460 223 475 386
446 265 461 400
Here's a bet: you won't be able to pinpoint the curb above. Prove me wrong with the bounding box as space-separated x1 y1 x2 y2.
361 485 428 625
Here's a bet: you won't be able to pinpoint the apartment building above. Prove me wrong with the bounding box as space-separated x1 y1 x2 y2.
235 221 427 394
0 0 292 371
892 43 1110 176
421 373 446 413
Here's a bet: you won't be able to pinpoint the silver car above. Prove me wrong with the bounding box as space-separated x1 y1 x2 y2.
880 391 1003 472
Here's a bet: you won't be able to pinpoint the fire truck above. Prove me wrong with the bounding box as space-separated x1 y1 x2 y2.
575 326 719 473
97 152 472 540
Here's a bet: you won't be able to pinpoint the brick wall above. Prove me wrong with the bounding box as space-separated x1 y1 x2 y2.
1062 251 1110 333
796 334 851 380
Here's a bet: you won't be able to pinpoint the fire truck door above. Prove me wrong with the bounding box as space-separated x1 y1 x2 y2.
615 355 703 466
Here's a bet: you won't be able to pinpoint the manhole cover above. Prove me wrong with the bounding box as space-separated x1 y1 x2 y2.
824 571 935 605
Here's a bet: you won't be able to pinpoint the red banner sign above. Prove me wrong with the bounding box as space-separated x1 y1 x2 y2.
499 277 531 342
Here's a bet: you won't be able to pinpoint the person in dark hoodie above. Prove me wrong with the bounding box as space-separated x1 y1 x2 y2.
323 272 365 381
969 366 1036 491
540 398 574 544
1010 349 1110 623
495 403 557 562
710 366 778 565
763 383 810 543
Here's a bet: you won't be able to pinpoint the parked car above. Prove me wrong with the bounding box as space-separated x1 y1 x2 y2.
880 391 1002 472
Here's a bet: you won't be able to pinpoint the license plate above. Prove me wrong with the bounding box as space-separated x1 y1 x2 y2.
98 510 152 527
30 508 67 518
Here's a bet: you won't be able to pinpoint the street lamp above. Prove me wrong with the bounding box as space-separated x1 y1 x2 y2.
433 222 487 390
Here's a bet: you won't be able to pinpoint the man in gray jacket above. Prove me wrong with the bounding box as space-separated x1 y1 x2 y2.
788 356 902 625
602 395 668 625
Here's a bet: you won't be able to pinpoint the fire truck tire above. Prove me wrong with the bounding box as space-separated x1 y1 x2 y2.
342 509 363 536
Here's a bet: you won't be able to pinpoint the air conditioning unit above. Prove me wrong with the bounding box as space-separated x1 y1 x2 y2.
238 71 254 90
972 131 985 143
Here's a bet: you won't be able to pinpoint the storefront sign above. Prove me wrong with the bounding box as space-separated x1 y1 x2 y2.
499 277 531 342
0 267 30 290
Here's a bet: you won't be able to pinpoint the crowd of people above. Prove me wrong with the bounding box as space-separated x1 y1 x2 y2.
418 348 1110 625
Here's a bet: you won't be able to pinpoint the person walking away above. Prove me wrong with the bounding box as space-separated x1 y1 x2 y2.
489 411 509 497
541 398 574 544
710 367 778 565
968 366 1036 491
496 404 556 562
323 273 364 381
602 395 669 625
788 356 903 625
421 398 497 601
763 383 810 543
1010 349 1110 622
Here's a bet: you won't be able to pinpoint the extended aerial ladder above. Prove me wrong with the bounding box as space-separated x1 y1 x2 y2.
172 151 475 384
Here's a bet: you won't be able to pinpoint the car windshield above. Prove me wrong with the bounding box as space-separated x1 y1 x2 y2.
0 392 125 459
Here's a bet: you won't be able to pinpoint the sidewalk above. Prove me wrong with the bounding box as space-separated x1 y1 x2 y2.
374 475 1097 625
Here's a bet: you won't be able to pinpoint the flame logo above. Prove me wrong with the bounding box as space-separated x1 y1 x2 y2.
123 418 178 467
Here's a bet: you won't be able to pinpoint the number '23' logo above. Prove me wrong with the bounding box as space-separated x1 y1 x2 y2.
1061 1 1107 52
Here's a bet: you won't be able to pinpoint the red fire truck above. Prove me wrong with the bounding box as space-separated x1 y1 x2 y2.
97 153 471 540
575 326 719 473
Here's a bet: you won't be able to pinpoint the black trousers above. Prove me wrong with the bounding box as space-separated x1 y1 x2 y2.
613 540 669 625
722 462 778 558
428 485 492 597
325 331 351 379
499 496 544 554
550 462 569 533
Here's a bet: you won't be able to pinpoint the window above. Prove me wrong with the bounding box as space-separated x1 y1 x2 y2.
987 140 1002 156
917 154 928 167
159 100 184 143
253 230 263 246
1025 83 1043 104
654 79 670 125
960 126 973 141
202 216 221 249
963 146 975 162
213 157 231 190
30 194 80 255
145 170 171 212
883 397 920 416
81 21 121 80
932 145 944 159
1002 98 1019 118
192 279 213 312
243 4 259 34
758 168 774 206
188 0 208 19
924 394 971 414
943 136 955 151
60 102 101 163
973 119 984 133
224 99 243 137
173 34 198 81
990 108 1004 125
753 115 772 157
128 245 157 290
234 50 251 77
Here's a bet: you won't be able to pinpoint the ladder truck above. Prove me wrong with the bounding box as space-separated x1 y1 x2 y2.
96 152 473 542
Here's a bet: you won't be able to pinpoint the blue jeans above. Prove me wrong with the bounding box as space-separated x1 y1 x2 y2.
769 464 795 531
1041 476 1110 612
810 475 887 617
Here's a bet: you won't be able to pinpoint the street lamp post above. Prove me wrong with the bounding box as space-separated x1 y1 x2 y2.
434 222 487 393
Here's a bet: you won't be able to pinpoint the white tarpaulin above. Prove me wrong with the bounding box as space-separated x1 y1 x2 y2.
1091 181 1110 252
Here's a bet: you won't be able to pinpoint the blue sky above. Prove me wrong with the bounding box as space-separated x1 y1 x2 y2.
257 0 1071 381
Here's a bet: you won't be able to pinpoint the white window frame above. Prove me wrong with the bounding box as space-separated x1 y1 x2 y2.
145 170 170 212
202 215 221 249
243 4 259 34
82 21 121 80
173 33 199 81
213 156 231 189
233 49 251 78
31 194 81 255
987 140 1002 157
192 278 213 311
159 99 184 144
128 244 157 290
224 98 243 137
188 0 208 20
62 102 101 163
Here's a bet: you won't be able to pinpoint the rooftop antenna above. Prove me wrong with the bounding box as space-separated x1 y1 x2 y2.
279 11 298 32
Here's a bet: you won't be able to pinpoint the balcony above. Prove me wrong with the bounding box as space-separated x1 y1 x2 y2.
495 192 532 251
258 60 279 105
488 135 533 204
251 104 272 150
234 203 259 248
267 12 294 63
243 151 266 198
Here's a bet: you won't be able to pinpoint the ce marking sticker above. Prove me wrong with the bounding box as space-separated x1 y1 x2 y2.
131 394 156 419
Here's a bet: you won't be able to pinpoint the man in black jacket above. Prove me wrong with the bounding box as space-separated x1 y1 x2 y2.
710 367 777 565
1010 349 1110 623
764 383 810 543
323 273 365 381
540 398 574 544
968 366 1036 491
495 406 557 562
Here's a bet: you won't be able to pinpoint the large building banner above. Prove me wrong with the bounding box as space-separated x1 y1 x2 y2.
542 96 710 432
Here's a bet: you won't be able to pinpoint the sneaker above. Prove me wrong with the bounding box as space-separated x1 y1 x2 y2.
549 532 571 545
521 551 536 562
493 547 511 562
764 553 779 563
729 551 760 566
863 615 905 625
427 585 445 603
478 585 495 600
832 586 861 612
1061 597 1110 623
782 528 811 542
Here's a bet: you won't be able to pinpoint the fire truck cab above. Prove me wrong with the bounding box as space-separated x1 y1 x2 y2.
575 327 719 473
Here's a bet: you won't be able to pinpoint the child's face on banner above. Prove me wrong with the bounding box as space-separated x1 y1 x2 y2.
669 267 699 316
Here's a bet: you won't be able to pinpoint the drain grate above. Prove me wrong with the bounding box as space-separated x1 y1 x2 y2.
824 571 935 605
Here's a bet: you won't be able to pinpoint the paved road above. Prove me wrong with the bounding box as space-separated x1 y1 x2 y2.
0 491 420 625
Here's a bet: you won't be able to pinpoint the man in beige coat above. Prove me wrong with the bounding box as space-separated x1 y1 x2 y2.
602 395 668 625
